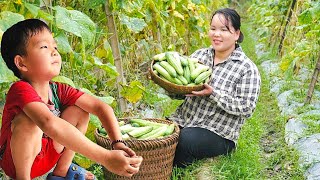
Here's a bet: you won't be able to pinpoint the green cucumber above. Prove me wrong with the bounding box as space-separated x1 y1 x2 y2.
188 57 199 63
118 120 125 126
188 58 196 73
186 83 197 86
137 126 164 139
164 123 175 136
143 126 168 139
159 75 176 84
191 64 210 80
183 66 191 83
153 53 166 61
129 119 165 127
128 126 153 138
131 122 140 127
153 70 158 76
166 52 184 76
173 77 183 85
122 133 130 140
159 61 177 78
153 63 172 81
177 75 188 85
119 124 136 134
194 69 212 84
179 56 189 67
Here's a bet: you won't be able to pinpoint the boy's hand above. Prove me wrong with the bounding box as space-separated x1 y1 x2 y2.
113 142 136 157
103 150 143 177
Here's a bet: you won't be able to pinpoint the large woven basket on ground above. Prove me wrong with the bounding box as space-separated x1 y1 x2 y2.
149 60 204 94
94 118 180 180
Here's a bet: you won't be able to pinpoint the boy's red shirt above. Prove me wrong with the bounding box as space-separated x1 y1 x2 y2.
0 80 84 178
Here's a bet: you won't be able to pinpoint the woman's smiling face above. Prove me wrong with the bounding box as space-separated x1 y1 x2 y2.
208 13 240 53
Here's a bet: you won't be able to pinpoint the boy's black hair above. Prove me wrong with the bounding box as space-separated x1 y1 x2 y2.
211 8 244 43
1 19 51 79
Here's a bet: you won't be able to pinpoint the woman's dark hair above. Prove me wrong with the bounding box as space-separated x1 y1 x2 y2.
0 19 51 79
211 8 244 43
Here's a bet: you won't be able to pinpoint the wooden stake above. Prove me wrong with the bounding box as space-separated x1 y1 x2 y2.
278 0 297 56
104 0 128 112
305 53 320 104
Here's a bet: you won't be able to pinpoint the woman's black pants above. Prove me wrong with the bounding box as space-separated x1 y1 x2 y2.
173 127 235 168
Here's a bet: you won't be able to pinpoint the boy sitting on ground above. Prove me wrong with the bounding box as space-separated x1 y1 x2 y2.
0 19 142 180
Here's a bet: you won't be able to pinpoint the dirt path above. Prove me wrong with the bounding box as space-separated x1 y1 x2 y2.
256 66 303 179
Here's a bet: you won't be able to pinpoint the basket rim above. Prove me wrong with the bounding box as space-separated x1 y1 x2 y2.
94 117 180 144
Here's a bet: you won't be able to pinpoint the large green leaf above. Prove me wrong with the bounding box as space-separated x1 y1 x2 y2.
0 12 23 83
24 2 40 17
38 10 55 22
119 14 147 33
93 57 119 78
299 9 312 25
54 32 73 54
54 6 96 47
310 1 320 21
80 88 114 105
120 81 145 104
0 11 24 32
52 75 76 87
0 57 17 83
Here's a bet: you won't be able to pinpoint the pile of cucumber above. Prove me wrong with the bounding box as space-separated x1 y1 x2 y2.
98 119 175 140
152 52 212 86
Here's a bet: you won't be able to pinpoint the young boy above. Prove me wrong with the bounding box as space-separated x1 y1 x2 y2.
0 19 142 180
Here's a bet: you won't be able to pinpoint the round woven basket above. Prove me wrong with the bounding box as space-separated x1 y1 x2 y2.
94 118 180 180
149 60 204 94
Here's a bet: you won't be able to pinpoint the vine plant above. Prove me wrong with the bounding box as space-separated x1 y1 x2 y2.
248 0 320 84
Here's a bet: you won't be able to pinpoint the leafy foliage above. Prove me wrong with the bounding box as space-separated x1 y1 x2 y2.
120 80 145 104
248 0 320 78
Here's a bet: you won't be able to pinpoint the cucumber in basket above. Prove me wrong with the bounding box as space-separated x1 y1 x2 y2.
151 51 212 86
97 119 176 140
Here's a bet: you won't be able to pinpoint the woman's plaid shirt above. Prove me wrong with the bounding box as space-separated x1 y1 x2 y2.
169 46 261 144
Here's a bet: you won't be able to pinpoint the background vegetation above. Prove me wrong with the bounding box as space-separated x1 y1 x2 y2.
0 0 318 179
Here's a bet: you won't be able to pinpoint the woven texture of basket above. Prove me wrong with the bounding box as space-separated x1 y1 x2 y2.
94 118 180 180
149 60 204 94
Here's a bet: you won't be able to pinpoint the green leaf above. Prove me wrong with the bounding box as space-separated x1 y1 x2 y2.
80 88 94 96
0 11 24 32
54 32 73 54
52 75 76 87
119 14 147 33
38 10 54 22
103 39 114 64
89 114 101 129
80 88 114 105
54 6 96 47
97 96 114 105
24 2 40 17
85 0 105 8
93 57 119 78
0 57 17 83
310 2 320 21
298 12 311 25
120 81 145 104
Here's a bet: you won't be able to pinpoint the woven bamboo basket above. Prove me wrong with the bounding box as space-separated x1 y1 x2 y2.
94 118 180 180
149 60 205 94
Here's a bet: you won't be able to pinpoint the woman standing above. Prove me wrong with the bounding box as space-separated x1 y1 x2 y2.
169 8 261 168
